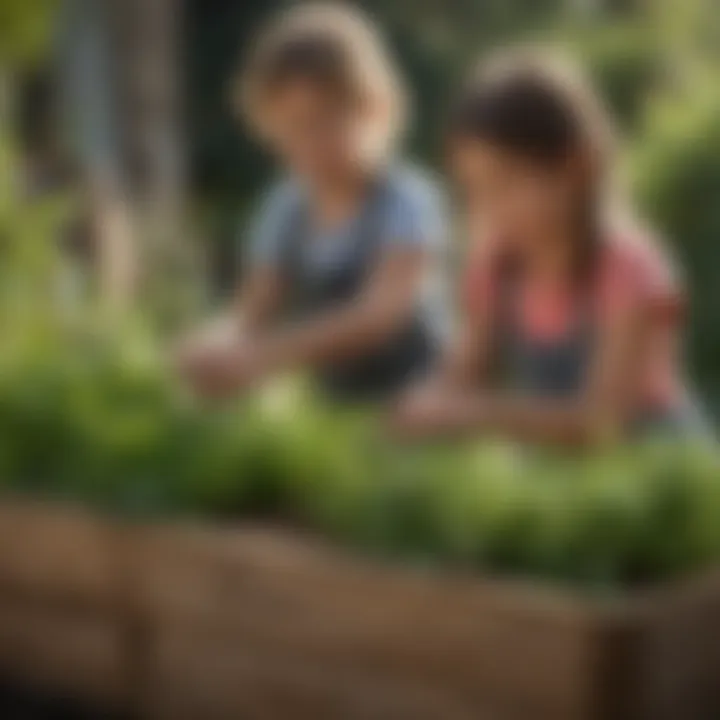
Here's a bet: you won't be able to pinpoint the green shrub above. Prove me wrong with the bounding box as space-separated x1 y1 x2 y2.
0 328 717 592
570 26 670 132
633 89 720 407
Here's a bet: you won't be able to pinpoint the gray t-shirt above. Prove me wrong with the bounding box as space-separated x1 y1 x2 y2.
245 164 450 337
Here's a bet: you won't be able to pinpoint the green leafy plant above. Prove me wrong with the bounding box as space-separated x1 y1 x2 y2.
0 334 717 594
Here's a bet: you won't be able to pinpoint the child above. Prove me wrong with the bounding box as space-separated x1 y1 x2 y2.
393 48 708 445
179 3 448 402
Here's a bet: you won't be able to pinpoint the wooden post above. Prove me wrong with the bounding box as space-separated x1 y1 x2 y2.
111 0 198 324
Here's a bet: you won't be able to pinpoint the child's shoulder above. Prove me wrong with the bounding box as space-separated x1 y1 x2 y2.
601 223 682 291
259 176 304 214
383 161 446 209
247 177 306 261
597 223 684 314
377 162 447 240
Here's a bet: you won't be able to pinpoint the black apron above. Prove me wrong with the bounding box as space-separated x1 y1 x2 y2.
489 268 710 438
278 178 438 403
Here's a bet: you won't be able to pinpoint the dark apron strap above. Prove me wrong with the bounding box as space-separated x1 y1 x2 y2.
278 174 391 295
489 256 597 389
273 171 436 402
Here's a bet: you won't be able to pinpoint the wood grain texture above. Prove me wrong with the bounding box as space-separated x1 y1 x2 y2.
0 500 718 720
0 497 121 607
0 598 129 706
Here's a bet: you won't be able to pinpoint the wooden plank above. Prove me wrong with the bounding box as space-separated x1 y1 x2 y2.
144 613 598 719
131 523 592 625
0 506 716 719
134 523 604 720
0 497 121 607
144 627 487 720
0 598 130 708
631 574 720 720
133 523 720 720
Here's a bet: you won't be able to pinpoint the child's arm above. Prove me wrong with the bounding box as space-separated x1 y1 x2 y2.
201 266 284 332
395 308 492 419
175 266 284 368
180 246 428 397
183 171 446 396
232 265 286 336
393 234 497 417
393 287 656 447
393 233 683 447
227 246 428 381
175 183 291 382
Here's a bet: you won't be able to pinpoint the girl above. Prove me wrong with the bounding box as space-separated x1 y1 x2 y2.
393 48 708 446
179 4 448 402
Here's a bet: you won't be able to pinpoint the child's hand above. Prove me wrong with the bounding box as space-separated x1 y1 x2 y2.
389 385 450 439
177 343 263 399
390 384 487 439
173 315 238 366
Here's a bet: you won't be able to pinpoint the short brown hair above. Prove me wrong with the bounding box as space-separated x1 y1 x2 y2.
236 3 407 150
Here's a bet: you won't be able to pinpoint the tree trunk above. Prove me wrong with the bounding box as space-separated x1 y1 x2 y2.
58 0 194 322
110 0 197 326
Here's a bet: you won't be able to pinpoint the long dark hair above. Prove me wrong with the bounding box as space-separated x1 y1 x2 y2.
449 48 616 286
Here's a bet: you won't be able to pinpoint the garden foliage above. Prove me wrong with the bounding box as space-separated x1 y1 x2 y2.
0 330 717 593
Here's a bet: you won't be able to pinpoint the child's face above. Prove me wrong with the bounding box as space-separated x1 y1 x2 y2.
450 138 577 249
260 80 368 182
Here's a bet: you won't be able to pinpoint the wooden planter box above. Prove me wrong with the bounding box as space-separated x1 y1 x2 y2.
129 522 720 720
0 497 134 709
1 496 719 719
